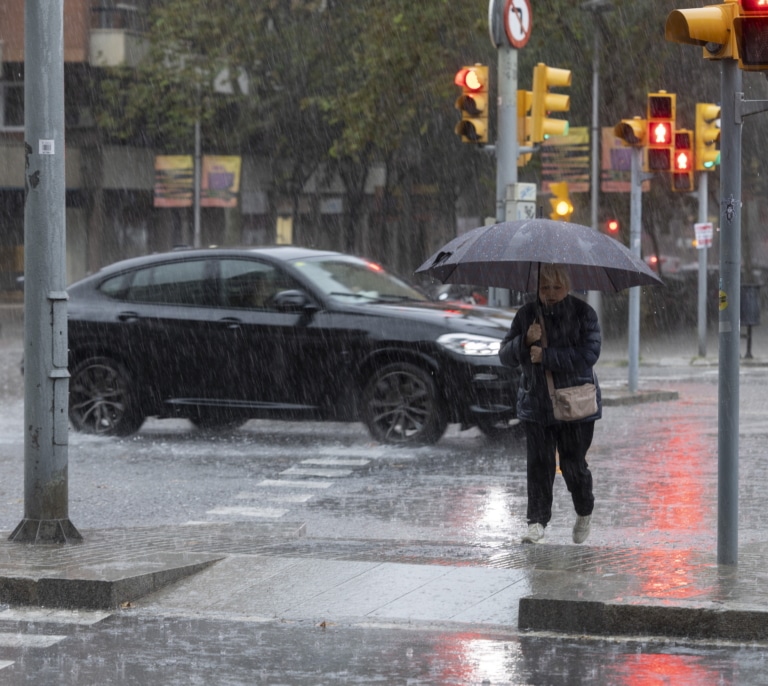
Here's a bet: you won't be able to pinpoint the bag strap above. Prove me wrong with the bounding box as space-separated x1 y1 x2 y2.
537 308 557 399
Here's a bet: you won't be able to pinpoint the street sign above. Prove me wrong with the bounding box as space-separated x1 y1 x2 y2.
694 221 714 248
504 0 532 49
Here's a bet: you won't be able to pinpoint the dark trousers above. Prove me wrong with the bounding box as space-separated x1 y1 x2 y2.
523 420 595 526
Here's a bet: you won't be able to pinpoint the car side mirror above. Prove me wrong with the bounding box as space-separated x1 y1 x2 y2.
272 289 316 312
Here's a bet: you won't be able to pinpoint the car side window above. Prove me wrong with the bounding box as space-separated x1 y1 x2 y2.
219 259 301 310
101 260 216 306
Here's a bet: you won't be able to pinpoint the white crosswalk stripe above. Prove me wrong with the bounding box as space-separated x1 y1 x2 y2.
280 467 353 478
204 455 371 522
0 609 111 671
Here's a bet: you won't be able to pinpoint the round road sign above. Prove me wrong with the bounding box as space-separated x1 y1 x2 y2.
504 0 532 49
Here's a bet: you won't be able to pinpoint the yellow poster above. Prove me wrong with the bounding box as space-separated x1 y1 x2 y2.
201 156 242 208
154 155 193 208
276 216 293 245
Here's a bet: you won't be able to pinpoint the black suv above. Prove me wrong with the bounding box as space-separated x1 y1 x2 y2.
66 247 520 445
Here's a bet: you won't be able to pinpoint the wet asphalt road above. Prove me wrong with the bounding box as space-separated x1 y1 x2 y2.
0 609 767 685
1 330 768 683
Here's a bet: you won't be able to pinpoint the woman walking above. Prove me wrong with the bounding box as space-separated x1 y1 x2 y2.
499 263 601 545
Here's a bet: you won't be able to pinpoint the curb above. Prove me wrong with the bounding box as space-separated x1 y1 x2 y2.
602 389 679 406
518 596 768 642
0 554 223 610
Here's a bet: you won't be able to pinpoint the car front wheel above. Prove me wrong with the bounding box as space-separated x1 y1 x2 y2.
361 362 447 445
69 357 144 436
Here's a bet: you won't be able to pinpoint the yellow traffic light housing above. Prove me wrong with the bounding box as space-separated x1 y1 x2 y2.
672 129 695 192
614 117 647 146
454 65 489 144
695 103 721 171
665 1 738 60
549 182 573 222
517 90 533 166
531 63 571 144
645 92 676 172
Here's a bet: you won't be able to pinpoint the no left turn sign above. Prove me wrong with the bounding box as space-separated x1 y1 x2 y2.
504 0 532 49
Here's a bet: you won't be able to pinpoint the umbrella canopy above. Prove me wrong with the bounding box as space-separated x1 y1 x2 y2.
415 219 664 293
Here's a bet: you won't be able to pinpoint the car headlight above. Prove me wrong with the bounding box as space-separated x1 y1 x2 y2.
437 333 501 356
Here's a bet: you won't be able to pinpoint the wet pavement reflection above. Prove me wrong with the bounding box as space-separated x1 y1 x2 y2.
1 329 768 681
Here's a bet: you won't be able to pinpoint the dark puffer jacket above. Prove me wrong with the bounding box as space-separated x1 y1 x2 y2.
499 295 602 425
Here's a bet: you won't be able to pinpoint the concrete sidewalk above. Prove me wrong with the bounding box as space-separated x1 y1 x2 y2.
1 519 768 642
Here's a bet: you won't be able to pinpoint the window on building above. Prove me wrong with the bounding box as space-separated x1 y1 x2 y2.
0 80 23 131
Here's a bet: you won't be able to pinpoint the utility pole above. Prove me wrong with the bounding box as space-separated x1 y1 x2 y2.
488 0 532 307
10 0 81 543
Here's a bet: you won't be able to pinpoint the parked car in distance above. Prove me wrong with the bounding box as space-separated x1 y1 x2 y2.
66 246 520 445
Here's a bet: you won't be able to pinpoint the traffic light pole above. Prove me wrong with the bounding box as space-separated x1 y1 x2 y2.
627 147 643 394
697 173 708 358
718 59 741 566
489 43 518 308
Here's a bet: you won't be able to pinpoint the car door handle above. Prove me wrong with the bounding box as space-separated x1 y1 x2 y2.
219 317 242 330
117 311 140 322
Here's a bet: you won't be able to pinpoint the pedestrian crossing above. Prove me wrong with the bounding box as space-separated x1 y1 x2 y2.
201 456 372 524
0 608 110 671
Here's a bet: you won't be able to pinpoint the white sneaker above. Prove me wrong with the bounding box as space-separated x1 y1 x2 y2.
522 523 545 544
573 515 591 544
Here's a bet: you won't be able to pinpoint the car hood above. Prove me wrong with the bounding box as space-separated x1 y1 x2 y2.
344 299 516 337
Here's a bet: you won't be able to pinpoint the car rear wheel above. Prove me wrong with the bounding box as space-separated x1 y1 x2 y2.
362 362 447 445
69 357 144 436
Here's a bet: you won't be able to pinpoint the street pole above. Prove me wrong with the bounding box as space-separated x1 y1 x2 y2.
697 172 709 358
10 0 81 543
488 12 518 309
496 45 518 226
718 59 741 566
627 146 643 393
587 11 602 324
194 117 202 248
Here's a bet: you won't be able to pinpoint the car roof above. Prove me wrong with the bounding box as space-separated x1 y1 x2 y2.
82 246 348 279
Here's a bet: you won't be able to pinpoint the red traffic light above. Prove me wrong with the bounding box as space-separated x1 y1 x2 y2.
649 121 672 146
606 219 620 234
454 68 485 92
674 150 692 172
741 0 768 12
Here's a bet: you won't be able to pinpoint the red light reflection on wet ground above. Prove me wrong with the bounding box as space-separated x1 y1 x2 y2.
607 652 730 686
618 404 716 599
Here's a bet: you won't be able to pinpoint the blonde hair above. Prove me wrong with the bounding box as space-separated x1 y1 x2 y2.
539 263 571 291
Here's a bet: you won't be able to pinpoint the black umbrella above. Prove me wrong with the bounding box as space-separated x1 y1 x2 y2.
415 219 663 293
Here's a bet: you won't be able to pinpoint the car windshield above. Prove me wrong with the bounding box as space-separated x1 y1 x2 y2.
290 255 428 304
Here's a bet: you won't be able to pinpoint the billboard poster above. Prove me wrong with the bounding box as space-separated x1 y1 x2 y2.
154 155 194 208
201 156 242 208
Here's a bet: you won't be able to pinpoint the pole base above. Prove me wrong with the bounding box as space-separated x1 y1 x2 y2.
8 518 83 544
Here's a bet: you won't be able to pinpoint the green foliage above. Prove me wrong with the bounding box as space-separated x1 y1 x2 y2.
90 0 766 270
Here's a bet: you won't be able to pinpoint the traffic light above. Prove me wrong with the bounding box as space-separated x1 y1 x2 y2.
613 117 646 147
695 103 721 171
605 218 620 235
665 2 738 61
645 91 676 172
666 1 768 71
672 130 694 192
734 0 768 70
517 90 533 166
549 182 573 222
531 63 571 143
454 65 489 144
